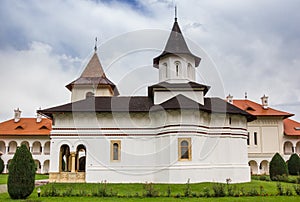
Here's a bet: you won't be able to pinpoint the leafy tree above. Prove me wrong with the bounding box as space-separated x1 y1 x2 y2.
0 157 4 173
269 153 288 181
7 144 36 199
288 153 300 175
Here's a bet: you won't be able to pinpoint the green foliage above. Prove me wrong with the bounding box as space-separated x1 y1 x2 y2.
288 154 300 175
7 144 36 199
0 157 4 173
184 178 192 197
212 183 226 197
143 182 159 197
269 153 288 181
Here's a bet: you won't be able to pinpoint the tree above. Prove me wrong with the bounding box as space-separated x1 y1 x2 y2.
0 157 4 173
7 144 36 199
269 153 288 181
287 153 300 175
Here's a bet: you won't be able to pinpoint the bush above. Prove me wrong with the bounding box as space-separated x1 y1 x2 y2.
0 157 4 173
7 144 36 199
212 183 225 197
288 153 300 175
269 153 288 181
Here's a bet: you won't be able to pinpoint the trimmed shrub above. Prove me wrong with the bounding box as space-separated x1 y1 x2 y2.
7 144 36 199
0 157 4 173
288 153 300 175
269 153 288 181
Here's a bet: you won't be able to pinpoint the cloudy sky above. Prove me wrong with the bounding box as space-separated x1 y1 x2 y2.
0 0 300 121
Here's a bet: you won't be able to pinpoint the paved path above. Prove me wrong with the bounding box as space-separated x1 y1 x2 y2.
0 180 49 194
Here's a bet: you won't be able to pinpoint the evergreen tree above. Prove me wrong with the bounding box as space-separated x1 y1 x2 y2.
0 157 4 173
287 153 300 175
269 153 288 181
7 144 36 199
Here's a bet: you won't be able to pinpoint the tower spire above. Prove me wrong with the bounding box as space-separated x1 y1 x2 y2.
94 37 98 52
174 5 177 22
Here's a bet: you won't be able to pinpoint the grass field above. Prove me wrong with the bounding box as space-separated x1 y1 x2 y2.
0 176 300 201
0 174 49 184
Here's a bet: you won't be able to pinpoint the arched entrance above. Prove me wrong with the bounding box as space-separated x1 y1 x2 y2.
43 160 50 174
60 144 70 172
76 144 86 172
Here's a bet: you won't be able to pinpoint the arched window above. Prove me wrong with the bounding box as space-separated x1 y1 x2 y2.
86 92 94 99
175 61 181 77
178 138 191 161
160 63 168 79
111 140 121 161
187 63 193 79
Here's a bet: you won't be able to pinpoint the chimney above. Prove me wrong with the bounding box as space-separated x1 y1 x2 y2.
226 94 233 104
36 113 42 123
14 108 21 122
261 94 269 109
36 107 42 123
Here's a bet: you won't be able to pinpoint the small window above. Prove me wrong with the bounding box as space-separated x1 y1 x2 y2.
247 132 250 145
254 132 257 145
86 92 94 98
111 140 121 161
175 61 181 77
229 117 232 125
178 138 191 161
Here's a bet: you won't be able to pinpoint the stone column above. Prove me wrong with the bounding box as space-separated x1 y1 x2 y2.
71 152 76 173
5 146 9 154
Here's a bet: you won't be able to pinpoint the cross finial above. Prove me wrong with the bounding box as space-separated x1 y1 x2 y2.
245 92 248 99
94 37 98 52
174 5 177 22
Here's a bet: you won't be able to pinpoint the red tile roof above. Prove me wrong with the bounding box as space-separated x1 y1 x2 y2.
284 119 300 136
0 118 51 135
232 99 293 118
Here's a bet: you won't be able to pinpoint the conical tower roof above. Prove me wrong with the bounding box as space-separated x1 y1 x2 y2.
66 52 119 95
153 19 201 68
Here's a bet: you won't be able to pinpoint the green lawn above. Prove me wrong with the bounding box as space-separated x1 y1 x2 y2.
0 177 300 201
0 174 48 184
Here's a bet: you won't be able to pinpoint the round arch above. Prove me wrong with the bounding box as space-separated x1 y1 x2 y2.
21 141 30 151
8 141 17 154
259 160 269 175
296 141 300 154
60 144 71 172
283 141 294 155
43 160 50 174
249 160 258 175
0 141 5 155
76 144 86 172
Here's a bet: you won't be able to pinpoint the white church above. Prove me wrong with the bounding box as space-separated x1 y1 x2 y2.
39 18 255 183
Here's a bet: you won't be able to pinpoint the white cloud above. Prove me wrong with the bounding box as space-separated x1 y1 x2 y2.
0 0 300 121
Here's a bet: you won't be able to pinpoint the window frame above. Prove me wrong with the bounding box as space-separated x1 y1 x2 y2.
178 138 192 161
110 140 121 162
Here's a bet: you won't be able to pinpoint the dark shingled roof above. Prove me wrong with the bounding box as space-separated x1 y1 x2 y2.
148 82 210 97
153 20 201 68
38 94 255 122
66 52 119 95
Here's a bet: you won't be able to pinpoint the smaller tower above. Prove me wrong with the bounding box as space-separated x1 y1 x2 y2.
66 44 119 102
261 94 269 109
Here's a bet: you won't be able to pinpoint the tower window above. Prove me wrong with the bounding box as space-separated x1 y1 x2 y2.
254 132 257 145
86 92 94 98
175 61 181 77
247 132 250 145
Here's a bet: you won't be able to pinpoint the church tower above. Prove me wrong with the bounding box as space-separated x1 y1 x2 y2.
66 48 119 102
150 17 209 105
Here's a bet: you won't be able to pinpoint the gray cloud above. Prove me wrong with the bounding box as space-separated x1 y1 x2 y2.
0 0 300 121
